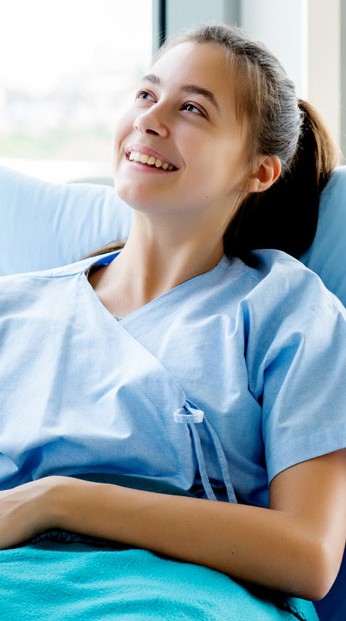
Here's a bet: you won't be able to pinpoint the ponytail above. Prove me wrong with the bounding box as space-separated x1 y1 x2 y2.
223 100 340 261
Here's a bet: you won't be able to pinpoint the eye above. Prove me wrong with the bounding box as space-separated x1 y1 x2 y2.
135 90 155 102
181 102 205 116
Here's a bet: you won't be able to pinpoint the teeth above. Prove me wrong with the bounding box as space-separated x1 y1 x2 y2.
128 150 175 171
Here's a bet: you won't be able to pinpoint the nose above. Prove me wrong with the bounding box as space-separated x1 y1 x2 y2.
134 105 169 138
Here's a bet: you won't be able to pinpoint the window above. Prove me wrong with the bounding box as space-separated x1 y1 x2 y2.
0 0 153 181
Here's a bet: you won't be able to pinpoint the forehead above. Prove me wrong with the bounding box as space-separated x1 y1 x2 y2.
150 41 234 99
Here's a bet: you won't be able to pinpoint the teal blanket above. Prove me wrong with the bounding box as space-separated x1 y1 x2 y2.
0 475 318 621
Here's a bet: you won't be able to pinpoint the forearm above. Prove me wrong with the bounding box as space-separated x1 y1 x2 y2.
52 477 323 599
3 454 342 599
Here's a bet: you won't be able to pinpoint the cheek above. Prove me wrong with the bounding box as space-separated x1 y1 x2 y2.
113 112 135 157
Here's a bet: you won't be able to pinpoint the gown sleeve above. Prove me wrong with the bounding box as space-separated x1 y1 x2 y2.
245 256 346 484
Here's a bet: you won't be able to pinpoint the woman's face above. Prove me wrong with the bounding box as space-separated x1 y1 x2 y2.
113 41 250 226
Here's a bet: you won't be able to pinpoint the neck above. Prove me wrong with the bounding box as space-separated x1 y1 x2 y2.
90 212 225 317
115 214 223 297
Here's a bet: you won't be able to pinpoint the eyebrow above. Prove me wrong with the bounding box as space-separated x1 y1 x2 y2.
141 74 220 112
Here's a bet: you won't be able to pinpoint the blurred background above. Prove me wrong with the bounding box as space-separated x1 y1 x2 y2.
0 0 344 183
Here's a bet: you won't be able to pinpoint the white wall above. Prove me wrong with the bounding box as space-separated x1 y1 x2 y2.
307 0 341 149
165 0 239 38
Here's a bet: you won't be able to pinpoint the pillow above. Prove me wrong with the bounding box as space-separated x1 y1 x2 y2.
0 166 132 276
300 166 346 307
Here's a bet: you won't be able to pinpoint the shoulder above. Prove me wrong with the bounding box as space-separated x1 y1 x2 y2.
237 249 344 315
0 252 119 314
245 248 327 285
224 248 325 286
216 250 345 353
180 250 344 326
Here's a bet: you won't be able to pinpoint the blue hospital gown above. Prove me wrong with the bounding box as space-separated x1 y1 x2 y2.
0 248 345 618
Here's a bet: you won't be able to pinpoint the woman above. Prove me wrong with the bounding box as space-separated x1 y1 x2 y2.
0 24 345 620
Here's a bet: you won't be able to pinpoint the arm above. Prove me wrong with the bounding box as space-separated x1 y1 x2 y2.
1 450 345 600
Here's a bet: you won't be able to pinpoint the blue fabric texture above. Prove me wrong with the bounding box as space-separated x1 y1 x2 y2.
0 546 318 621
0 166 131 275
0 250 345 506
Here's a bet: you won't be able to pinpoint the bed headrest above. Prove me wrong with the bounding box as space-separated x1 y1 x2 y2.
300 166 346 306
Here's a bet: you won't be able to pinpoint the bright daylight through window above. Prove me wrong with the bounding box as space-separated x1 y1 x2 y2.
0 0 153 181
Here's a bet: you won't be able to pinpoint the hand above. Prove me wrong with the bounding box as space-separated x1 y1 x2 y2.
0 476 65 549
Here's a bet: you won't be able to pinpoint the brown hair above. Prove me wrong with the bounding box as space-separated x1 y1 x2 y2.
161 24 340 261
90 24 340 261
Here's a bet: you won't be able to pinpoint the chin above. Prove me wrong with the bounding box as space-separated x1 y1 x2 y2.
115 180 154 212
114 178 134 204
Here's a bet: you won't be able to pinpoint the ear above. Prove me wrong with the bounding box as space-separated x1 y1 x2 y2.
247 155 281 193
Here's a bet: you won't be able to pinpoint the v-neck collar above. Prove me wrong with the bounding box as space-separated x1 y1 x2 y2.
81 251 231 338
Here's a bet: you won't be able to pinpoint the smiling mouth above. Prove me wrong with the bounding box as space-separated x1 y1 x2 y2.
127 150 177 171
